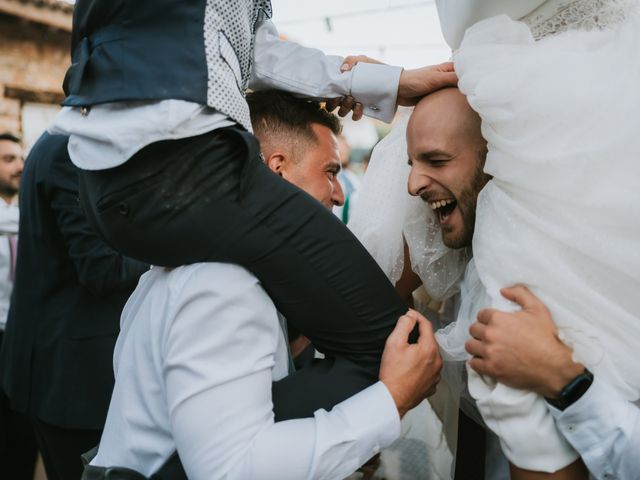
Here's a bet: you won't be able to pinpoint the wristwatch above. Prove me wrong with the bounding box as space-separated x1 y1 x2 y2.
545 368 594 411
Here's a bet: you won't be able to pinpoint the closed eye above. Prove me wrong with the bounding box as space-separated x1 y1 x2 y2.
429 159 448 167
326 165 341 179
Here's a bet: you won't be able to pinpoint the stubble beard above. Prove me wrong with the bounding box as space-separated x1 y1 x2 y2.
0 179 18 200
442 161 490 250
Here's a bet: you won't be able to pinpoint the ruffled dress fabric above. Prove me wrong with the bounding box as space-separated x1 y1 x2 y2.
444 6 640 471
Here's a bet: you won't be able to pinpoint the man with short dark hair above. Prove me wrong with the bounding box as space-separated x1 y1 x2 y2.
248 90 344 210
85 93 444 480
248 90 344 362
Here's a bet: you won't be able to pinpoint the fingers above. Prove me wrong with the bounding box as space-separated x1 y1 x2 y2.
325 97 342 112
465 337 486 358
341 55 384 72
500 284 539 311
340 56 359 72
414 310 435 347
326 96 361 119
468 321 486 340
436 61 455 72
337 95 356 117
476 308 500 325
352 102 364 121
435 71 458 89
387 312 418 347
468 355 487 375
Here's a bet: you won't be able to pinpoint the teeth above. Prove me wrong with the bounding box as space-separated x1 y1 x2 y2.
430 199 454 210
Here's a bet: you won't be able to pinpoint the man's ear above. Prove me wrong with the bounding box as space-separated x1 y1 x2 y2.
266 152 288 177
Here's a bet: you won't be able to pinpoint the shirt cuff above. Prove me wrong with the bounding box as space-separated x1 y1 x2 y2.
315 381 401 459
350 63 402 123
549 376 624 433
548 376 633 476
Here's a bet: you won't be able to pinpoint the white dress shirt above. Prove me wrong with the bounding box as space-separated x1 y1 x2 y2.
549 376 640 480
50 20 402 171
92 263 400 479
0 199 18 330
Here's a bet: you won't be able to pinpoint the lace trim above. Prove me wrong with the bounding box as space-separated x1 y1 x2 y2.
522 0 635 39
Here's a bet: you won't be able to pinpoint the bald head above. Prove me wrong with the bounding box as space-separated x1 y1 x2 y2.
406 88 489 249
408 88 484 156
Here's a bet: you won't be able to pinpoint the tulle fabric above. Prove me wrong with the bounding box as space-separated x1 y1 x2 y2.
441 5 640 471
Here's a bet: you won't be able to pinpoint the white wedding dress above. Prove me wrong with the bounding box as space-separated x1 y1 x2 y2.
350 0 640 472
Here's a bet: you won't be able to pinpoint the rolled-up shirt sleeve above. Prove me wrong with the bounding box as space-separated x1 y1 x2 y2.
250 20 403 123
548 376 640 480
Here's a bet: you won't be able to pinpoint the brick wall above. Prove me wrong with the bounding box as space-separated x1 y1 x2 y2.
0 13 70 135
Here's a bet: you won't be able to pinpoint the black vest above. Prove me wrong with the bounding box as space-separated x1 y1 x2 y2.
63 0 272 130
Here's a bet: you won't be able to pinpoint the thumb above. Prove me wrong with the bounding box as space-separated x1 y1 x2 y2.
431 71 458 89
500 284 540 311
387 312 418 346
436 61 455 72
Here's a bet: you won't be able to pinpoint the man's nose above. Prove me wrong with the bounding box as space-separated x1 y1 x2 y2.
332 180 345 207
407 167 431 197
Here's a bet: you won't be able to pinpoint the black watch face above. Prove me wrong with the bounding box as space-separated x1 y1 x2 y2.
548 370 593 410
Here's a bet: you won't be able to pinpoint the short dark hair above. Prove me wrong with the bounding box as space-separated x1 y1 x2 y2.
0 133 21 144
247 90 342 161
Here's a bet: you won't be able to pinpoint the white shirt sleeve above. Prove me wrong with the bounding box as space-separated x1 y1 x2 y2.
250 20 403 123
162 264 400 480
548 376 640 480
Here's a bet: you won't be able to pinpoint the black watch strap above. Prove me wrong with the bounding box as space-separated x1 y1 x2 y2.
545 368 593 411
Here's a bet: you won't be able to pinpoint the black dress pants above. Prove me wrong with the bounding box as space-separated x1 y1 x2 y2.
0 334 38 480
77 127 406 419
31 418 102 480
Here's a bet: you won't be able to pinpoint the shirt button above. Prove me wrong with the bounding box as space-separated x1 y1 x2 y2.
370 105 380 111
118 202 130 216
80 106 91 117
603 474 614 479
566 424 575 432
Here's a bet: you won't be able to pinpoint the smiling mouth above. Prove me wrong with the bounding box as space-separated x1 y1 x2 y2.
429 198 457 223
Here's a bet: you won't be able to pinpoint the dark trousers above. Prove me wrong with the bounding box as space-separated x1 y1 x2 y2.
78 127 406 419
0 331 38 480
32 417 102 480
454 409 486 480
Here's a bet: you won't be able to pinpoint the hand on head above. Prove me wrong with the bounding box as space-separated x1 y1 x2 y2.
465 285 585 399
397 62 458 106
379 309 442 418
326 56 458 120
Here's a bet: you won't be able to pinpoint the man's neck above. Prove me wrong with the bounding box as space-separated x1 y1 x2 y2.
0 193 16 205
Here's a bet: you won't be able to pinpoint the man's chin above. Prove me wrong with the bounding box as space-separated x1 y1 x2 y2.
441 229 470 250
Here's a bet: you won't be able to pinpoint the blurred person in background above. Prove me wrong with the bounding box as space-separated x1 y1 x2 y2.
0 133 148 480
0 132 37 480
333 134 362 224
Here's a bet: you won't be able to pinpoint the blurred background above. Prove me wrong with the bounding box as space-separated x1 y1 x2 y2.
0 0 450 155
